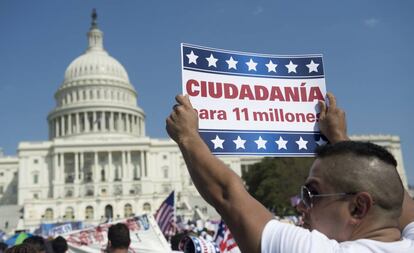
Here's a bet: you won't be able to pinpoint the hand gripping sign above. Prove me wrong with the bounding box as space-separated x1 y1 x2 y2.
181 43 327 156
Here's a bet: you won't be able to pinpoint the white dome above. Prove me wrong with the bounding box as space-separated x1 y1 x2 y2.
64 50 130 83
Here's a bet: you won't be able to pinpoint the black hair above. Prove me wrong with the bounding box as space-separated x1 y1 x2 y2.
316 141 397 167
107 223 131 250
23 236 45 252
51 236 68 253
5 244 37 253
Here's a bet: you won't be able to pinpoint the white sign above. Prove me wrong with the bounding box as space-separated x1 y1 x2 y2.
181 43 327 156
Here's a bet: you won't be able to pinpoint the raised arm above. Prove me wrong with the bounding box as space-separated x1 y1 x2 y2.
166 95 273 253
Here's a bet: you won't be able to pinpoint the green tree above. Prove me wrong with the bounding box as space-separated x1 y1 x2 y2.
242 157 314 216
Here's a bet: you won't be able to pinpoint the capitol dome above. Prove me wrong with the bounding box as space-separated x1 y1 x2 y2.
64 51 130 83
47 10 145 140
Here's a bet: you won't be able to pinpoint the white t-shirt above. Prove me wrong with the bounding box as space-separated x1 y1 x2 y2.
261 220 414 253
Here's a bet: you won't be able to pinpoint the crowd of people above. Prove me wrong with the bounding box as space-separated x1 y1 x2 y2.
0 223 133 253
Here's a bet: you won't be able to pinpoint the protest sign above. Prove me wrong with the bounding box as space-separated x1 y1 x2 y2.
181 43 327 156
63 214 171 253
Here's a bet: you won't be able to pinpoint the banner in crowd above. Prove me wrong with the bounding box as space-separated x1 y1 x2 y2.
181 43 327 156
63 214 170 253
37 221 84 237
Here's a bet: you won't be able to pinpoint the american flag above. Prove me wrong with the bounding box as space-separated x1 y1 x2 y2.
215 220 240 253
154 191 176 237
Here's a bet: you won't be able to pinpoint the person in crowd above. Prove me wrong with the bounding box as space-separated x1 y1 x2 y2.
0 242 9 253
5 244 37 253
0 242 8 253
23 236 46 253
166 93 414 253
107 223 130 253
51 237 68 253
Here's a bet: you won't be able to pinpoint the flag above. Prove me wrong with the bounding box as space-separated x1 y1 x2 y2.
214 220 240 253
154 191 176 237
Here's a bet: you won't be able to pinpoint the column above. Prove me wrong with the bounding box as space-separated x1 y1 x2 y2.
140 151 146 178
80 152 84 182
93 111 97 131
55 119 60 137
126 114 131 133
85 112 90 132
68 114 72 135
109 112 114 131
76 113 80 134
94 152 99 183
61 115 65 137
121 151 126 181
108 151 113 182
60 153 65 183
125 151 131 180
53 154 59 182
74 153 79 183
102 111 106 131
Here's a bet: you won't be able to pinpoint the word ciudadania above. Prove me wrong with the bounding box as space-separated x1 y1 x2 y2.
186 79 323 123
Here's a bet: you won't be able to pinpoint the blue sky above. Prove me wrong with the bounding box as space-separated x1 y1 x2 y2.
0 1 413 184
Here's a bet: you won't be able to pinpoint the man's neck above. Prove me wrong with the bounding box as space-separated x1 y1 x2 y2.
350 218 401 242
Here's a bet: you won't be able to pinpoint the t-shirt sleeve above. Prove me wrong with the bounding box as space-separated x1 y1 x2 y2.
402 221 414 240
261 219 340 253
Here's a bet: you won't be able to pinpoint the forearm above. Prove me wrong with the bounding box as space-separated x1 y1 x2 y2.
178 133 244 210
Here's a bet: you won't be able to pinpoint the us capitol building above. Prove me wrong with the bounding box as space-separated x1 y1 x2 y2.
0 12 409 232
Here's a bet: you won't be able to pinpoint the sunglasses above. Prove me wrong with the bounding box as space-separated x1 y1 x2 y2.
300 185 356 209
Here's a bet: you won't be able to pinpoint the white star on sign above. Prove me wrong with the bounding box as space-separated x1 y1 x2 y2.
296 137 308 150
306 60 319 73
246 58 258 71
285 60 298 73
233 136 246 150
211 135 225 149
206 54 218 67
226 56 238 70
186 50 198 65
265 60 277 73
275 136 288 150
255 136 267 150
316 137 327 146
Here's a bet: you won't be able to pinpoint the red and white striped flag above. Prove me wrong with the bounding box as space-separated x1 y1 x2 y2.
215 220 241 253
154 191 176 237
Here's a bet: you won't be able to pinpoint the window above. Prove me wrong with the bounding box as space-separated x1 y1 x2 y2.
162 166 169 179
44 208 54 221
85 206 94 220
34 159 38 164
143 203 151 212
64 207 74 220
0 185 3 194
34 193 39 199
0 172 4 176
33 174 39 184
124 204 133 218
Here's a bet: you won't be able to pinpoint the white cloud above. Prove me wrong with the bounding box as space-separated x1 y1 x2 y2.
364 18 380 28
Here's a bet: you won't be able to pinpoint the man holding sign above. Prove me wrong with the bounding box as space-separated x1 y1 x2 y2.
166 91 414 252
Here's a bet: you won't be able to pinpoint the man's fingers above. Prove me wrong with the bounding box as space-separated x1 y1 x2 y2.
326 92 336 109
318 100 326 119
175 94 193 109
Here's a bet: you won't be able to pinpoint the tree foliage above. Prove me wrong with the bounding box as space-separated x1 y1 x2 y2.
242 157 314 216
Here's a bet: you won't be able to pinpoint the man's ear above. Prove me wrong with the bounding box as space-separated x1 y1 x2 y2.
349 192 374 222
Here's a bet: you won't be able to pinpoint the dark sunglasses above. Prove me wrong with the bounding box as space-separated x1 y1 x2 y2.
300 185 356 209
